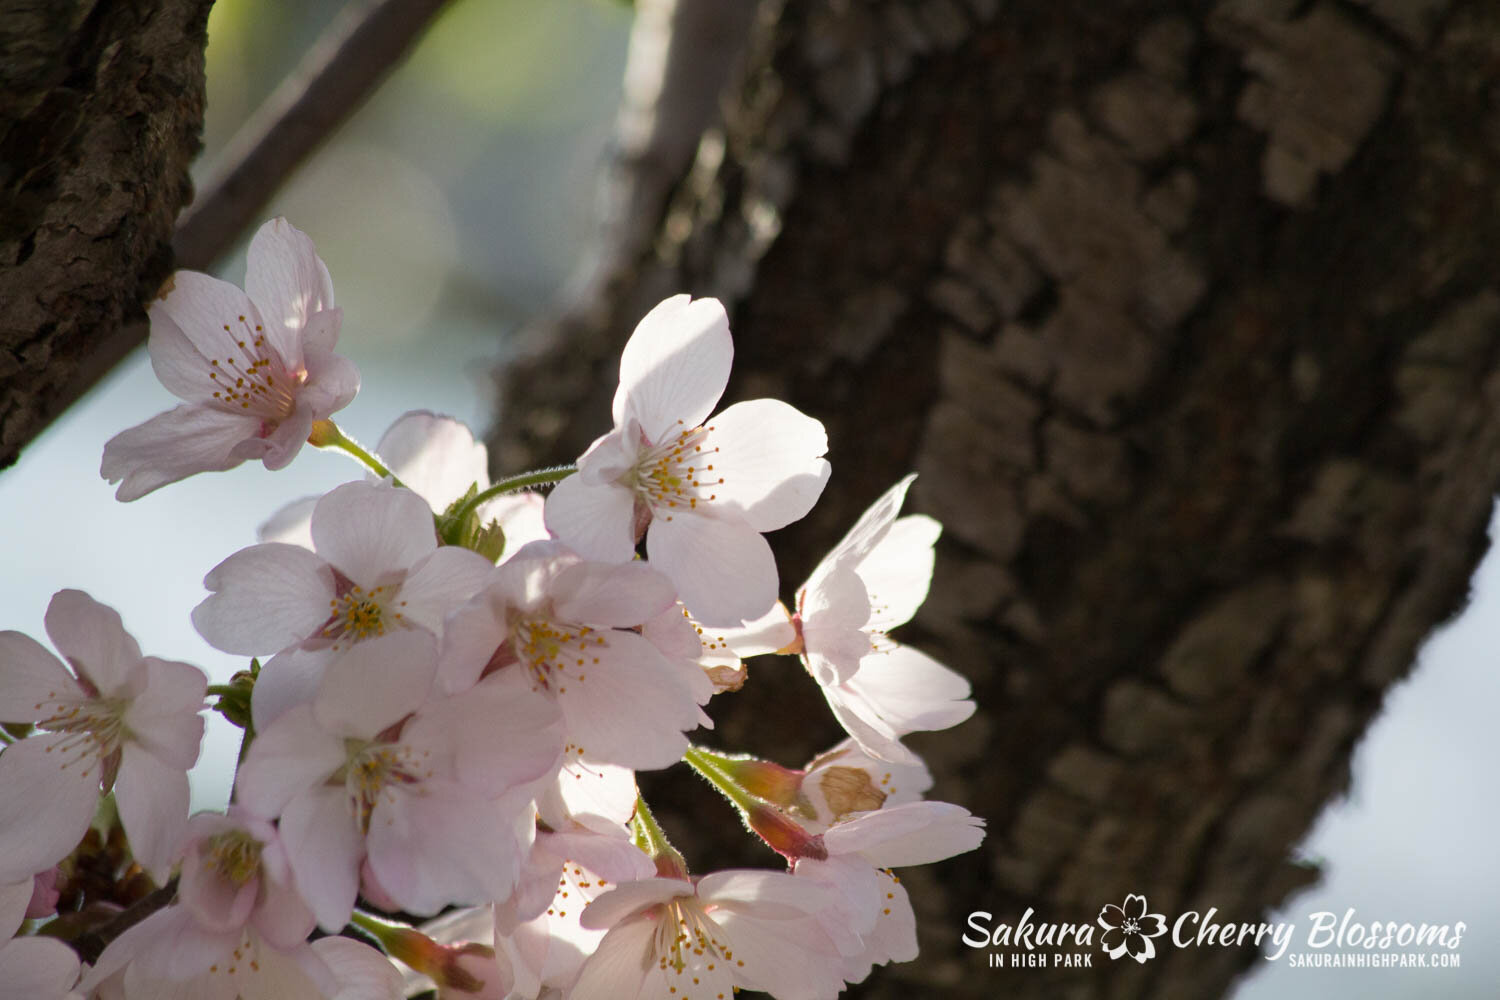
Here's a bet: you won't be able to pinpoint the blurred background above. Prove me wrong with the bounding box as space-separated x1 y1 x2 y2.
0 1 1491 996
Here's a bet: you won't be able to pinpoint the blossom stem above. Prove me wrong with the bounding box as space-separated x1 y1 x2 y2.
632 793 688 879
311 419 408 489
448 464 576 526
683 745 761 814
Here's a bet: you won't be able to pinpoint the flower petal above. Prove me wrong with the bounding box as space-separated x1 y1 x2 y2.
279 785 363 932
552 560 676 627
234 705 345 820
310 481 436 584
822 802 985 868
114 743 191 883
397 546 497 633
853 514 941 633
843 644 974 734
0 734 100 882
123 657 206 770
298 342 360 419
313 630 437 737
244 218 337 368
701 399 830 531
0 936 81 997
250 647 325 731
258 495 318 549
192 542 336 656
543 471 638 564
646 512 778 627
375 411 489 512
309 936 405 1000
149 271 267 387
613 295 732 442
102 403 267 501
0 632 77 721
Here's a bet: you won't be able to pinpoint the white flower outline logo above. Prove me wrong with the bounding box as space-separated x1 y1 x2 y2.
1097 893 1169 963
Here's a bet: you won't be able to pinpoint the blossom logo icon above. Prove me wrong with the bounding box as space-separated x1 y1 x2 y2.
1097 894 1169 963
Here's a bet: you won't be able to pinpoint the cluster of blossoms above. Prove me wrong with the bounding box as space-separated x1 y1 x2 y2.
1 220 983 999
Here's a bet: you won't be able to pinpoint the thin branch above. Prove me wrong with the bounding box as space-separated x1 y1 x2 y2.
46 0 452 435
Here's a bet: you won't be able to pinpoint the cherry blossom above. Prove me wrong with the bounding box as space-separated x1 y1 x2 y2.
190 479 495 728
794 739 933 832
0 590 206 883
437 541 710 769
570 870 845 1000
545 295 830 626
787 475 974 764
102 218 360 501
234 665 563 930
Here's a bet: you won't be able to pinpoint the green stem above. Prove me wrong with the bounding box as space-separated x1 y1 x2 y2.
449 464 576 525
632 793 688 877
683 745 760 814
312 419 408 489
205 684 239 698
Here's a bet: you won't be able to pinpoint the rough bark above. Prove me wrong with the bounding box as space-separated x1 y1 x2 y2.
491 1 1500 997
0 0 211 470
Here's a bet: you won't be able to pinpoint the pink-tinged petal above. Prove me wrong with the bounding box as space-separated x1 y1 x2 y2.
543 473 638 564
235 705 345 819
375 411 488 512
244 218 336 366
0 936 81 996
843 644 974 733
149 271 266 379
298 341 359 418
258 496 318 548
251 867 317 949
540 760 639 829
824 802 985 867
114 743 191 883
250 647 325 731
0 632 77 721
579 878 691 931
147 305 223 404
102 404 265 500
612 295 732 441
0 880 30 937
313 630 437 737
711 602 797 658
708 908 844 999
647 512 778 627
43 590 143 694
309 936 404 1000
552 561 676 627
701 399 830 531
124 657 207 769
398 546 497 633
481 492 548 559
568 915 654 1000
255 407 315 471
310 481 436 584
192 543 336 655
697 869 837 915
553 631 703 769
280 785 362 932
0 734 100 882
407 677 561 797
851 514 940 632
433 593 508 695
859 871 918 970
179 841 258 933
801 567 873 685
301 303 341 355
235 932 338 1000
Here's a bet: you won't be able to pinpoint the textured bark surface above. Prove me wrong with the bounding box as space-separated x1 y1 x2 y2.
492 1 1500 997
0 0 210 470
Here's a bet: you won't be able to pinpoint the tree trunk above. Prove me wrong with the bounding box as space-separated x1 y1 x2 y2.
491 1 1500 997
0 0 211 469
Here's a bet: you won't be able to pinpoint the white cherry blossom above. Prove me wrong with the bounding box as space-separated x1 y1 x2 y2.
0 877 80 999
571 870 845 1000
102 218 360 501
0 590 205 883
545 295 830 626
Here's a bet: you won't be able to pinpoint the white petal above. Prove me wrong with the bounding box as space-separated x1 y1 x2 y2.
101 405 264 500
0 936 81 996
312 630 437 738
298 343 360 420
480 493 549 560
407 679 562 798
0 734 100 882
710 602 797 658
280 786 362 932
432 593 508 695
613 295 732 442
192 543 336 655
543 472 638 564
0 632 77 722
702 399 830 531
647 513 778 627
43 590 143 694
250 647 325 731
244 217 336 369
310 482 436 584
374 411 488 512
844 644 974 733
852 514 941 632
553 631 703 769
822 687 919 767
397 546 497 633
123 657 207 769
310 935 404 1000
552 561 676 627
234 705 345 819
258 496 318 548
257 407 316 471
114 744 191 883
579 878 690 931
149 271 266 388
567 916 653 1000
824 802 985 868
802 475 916 596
